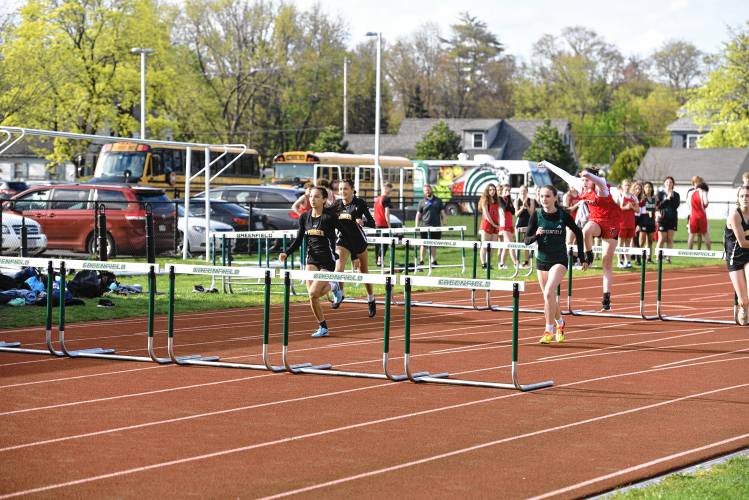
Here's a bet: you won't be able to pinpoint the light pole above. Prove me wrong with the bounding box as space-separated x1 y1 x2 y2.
130 47 154 139
365 32 382 196
343 57 349 135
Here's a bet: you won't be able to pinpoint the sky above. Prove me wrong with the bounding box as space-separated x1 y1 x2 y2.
296 0 749 60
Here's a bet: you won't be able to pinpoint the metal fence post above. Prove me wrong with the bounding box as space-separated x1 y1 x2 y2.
145 203 155 264
97 203 108 261
20 216 28 257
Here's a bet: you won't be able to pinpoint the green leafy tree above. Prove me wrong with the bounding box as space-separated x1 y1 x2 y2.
576 100 648 165
414 121 461 160
522 119 576 174
609 145 646 183
686 22 749 148
308 125 349 153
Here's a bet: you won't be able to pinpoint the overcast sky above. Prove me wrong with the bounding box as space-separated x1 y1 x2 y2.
297 0 748 60
2 0 747 60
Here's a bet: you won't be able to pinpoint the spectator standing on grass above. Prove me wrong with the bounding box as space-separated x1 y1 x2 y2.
498 184 518 269
688 181 711 250
524 185 587 344
478 183 501 269
639 181 657 264
631 181 644 265
656 176 680 264
514 185 536 268
725 185 749 325
617 179 638 268
373 182 393 266
414 184 445 267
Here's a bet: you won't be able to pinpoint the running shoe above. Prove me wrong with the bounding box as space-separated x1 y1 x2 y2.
368 300 376 318
617 261 624 269
554 320 565 342
331 288 344 309
625 261 632 268
738 305 748 326
311 326 329 338
539 331 554 344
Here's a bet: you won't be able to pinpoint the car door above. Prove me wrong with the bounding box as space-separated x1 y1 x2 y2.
47 187 93 250
10 188 51 236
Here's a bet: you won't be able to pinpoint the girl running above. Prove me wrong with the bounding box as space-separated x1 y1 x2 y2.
725 185 749 325
478 183 501 269
514 185 536 268
524 185 587 344
639 181 657 263
617 179 638 268
280 186 344 338
540 161 621 311
656 176 680 264
331 179 377 317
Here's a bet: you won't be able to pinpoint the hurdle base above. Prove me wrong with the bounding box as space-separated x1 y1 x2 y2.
0 341 21 348
66 347 116 356
0 346 53 355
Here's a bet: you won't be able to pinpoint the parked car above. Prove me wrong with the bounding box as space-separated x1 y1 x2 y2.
194 185 403 230
1 212 47 255
195 185 302 231
175 199 268 252
0 180 29 200
8 183 176 257
176 205 235 256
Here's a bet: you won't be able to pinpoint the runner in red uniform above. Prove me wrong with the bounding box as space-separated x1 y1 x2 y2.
541 161 620 311
617 179 638 268
688 182 710 250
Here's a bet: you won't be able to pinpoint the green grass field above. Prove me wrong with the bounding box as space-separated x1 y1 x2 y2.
610 455 749 499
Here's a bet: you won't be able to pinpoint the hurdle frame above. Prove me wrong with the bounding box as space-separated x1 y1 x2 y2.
654 248 738 325
401 275 553 391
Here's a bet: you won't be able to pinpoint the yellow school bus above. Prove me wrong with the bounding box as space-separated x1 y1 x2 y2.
91 142 261 195
271 151 416 199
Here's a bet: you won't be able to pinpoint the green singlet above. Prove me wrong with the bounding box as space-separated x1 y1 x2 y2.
535 209 567 266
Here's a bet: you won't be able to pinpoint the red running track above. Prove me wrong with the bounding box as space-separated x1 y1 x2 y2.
0 266 748 499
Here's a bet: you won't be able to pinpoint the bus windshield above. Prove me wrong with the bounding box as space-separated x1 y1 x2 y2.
272 163 315 180
95 151 147 180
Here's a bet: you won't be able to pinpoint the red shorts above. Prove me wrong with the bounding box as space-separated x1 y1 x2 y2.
689 216 708 234
480 220 499 234
503 225 515 234
619 227 635 239
590 219 619 240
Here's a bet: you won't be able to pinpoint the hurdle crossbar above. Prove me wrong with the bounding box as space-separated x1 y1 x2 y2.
400 275 552 391
654 248 737 325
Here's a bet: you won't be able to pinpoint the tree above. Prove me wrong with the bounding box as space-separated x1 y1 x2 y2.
609 145 646 183
414 121 461 160
405 84 429 118
650 40 704 100
685 22 749 148
308 125 349 153
522 119 576 174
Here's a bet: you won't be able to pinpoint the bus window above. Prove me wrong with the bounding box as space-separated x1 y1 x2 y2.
509 174 525 188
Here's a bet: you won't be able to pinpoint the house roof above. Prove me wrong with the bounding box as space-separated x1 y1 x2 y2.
344 118 571 160
666 116 711 133
635 147 749 185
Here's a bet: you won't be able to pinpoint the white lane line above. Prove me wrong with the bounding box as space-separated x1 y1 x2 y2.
652 346 749 369
528 432 749 499
2 380 748 499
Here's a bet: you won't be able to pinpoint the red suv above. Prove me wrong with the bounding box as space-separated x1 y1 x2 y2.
9 183 176 257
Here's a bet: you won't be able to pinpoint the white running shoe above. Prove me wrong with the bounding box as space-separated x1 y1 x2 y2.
739 306 748 326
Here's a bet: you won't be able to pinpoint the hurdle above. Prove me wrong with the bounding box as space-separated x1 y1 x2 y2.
654 248 738 325
165 264 311 371
400 275 553 391
277 269 443 380
562 246 657 320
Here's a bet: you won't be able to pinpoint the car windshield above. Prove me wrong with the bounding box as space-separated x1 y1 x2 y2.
273 163 315 179
6 182 28 191
95 151 147 179
136 192 171 213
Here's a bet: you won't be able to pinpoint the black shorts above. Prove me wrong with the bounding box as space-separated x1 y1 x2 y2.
336 238 368 257
306 255 336 272
726 245 749 272
537 260 568 272
658 217 677 232
419 229 442 240
639 218 655 233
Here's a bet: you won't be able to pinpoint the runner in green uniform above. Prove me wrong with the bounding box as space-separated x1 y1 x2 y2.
525 185 587 344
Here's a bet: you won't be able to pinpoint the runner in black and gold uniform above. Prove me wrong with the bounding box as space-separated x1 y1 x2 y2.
525 185 587 344
331 179 378 317
280 186 344 337
725 185 749 325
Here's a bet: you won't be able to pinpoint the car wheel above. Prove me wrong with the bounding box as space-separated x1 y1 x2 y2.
445 203 459 216
176 231 192 257
87 232 117 259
